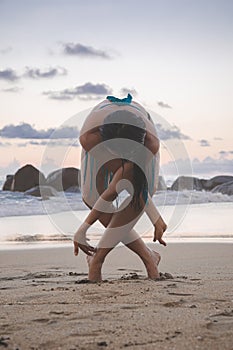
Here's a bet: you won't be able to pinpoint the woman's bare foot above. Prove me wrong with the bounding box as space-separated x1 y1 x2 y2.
149 248 161 266
144 248 161 279
86 255 102 282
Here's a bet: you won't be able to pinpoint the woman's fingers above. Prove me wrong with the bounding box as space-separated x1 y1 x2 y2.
153 227 167 246
73 241 79 256
74 241 96 256
158 237 167 246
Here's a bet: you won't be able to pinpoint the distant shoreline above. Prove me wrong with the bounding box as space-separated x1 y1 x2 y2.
1 202 233 249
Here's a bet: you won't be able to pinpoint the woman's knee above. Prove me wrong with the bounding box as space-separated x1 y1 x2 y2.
93 248 111 264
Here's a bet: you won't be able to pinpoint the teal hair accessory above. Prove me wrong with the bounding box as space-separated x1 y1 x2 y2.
106 93 132 105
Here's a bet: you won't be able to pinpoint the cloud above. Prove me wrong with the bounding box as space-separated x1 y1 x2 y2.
0 66 67 82
219 150 230 158
214 137 223 141
0 47 12 55
218 150 233 158
157 101 172 109
17 141 47 147
156 123 190 140
43 91 73 101
24 66 67 79
199 139 210 147
44 82 112 101
1 86 23 93
120 87 138 97
161 156 233 176
192 156 233 175
63 42 111 59
0 123 79 139
33 137 80 147
17 139 80 148
0 68 19 81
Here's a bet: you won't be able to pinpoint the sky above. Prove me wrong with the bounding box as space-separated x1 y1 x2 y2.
0 0 232 177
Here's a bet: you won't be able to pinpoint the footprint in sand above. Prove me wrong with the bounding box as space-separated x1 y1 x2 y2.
0 324 22 332
22 271 63 280
157 272 174 280
210 310 233 317
69 330 101 337
206 310 233 332
162 299 185 307
0 337 10 348
49 311 65 315
166 283 177 288
190 278 201 281
69 271 87 276
120 272 141 280
82 290 119 301
117 268 142 272
32 318 51 323
206 320 233 332
168 292 193 296
120 304 143 310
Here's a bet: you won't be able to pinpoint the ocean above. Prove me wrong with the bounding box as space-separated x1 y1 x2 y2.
0 175 233 249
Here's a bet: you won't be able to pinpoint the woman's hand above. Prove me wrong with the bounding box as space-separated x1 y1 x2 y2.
73 222 96 256
153 216 167 246
73 241 96 256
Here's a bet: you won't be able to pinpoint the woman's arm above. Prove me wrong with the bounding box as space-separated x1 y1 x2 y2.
79 127 102 152
145 195 167 246
80 126 159 155
74 165 131 251
144 131 160 156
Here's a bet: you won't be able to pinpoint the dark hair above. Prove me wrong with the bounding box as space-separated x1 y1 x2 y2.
100 110 148 209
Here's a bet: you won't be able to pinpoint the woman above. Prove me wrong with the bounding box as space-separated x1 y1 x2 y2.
74 96 167 281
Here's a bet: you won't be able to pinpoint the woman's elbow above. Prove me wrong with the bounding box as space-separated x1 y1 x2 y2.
152 137 160 154
146 133 160 155
79 134 87 149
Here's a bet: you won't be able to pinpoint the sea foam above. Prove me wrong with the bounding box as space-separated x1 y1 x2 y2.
0 189 232 218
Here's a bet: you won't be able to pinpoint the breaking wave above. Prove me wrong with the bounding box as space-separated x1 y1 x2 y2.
0 189 233 218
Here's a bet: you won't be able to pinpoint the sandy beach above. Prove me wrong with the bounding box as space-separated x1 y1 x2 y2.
0 242 233 350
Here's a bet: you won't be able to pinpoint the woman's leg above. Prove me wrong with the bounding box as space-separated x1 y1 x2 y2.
88 200 160 281
124 235 161 273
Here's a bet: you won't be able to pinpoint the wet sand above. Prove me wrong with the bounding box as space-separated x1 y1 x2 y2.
0 242 233 349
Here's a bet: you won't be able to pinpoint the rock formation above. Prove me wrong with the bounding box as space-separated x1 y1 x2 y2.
11 164 46 192
46 167 81 192
171 176 203 191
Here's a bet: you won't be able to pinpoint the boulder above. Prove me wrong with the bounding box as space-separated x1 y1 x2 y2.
202 175 233 191
12 164 46 192
211 180 233 196
157 176 167 191
24 185 58 198
171 176 203 191
2 175 14 191
46 167 81 192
